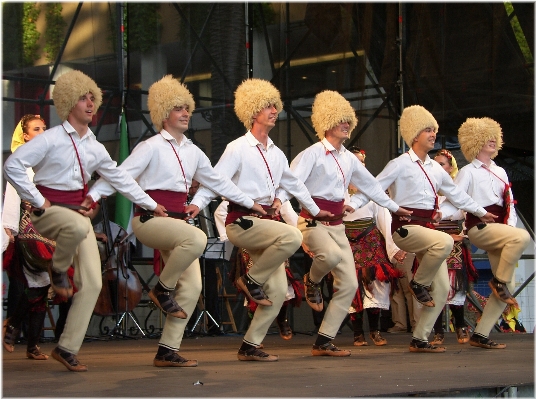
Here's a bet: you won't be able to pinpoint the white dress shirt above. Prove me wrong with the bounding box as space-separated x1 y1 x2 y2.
280 138 399 213
452 159 517 227
376 149 486 217
90 130 254 210
192 131 320 215
4 121 157 210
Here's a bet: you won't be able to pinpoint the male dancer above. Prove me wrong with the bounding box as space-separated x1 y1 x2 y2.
455 117 530 349
90 75 264 367
190 78 332 361
375 105 496 352
281 90 411 356
4 70 166 371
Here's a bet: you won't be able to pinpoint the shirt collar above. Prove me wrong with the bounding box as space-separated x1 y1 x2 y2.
62 121 95 141
245 131 274 149
160 129 191 146
471 158 496 169
321 138 347 154
322 138 336 153
408 148 432 165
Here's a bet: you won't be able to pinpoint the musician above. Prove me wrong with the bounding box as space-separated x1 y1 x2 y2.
90 75 264 367
191 78 332 362
375 105 496 353
453 117 530 349
4 70 167 372
279 90 411 357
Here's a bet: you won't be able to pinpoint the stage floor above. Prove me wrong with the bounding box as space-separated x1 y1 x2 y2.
2 330 534 397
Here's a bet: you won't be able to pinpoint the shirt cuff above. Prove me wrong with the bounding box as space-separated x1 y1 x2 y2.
308 204 321 216
474 207 487 218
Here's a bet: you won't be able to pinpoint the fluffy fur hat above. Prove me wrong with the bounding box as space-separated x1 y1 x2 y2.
458 117 503 162
52 70 102 121
234 78 283 130
311 90 357 140
399 105 439 147
147 75 196 132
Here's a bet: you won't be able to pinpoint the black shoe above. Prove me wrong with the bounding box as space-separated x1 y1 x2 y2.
26 346 48 360
469 334 506 349
48 266 73 298
51 346 88 371
154 349 198 367
148 288 187 319
353 334 368 346
3 320 19 353
430 333 444 345
409 339 445 353
369 331 387 346
237 347 278 361
456 327 470 344
408 280 435 307
276 319 293 340
236 275 272 306
312 342 351 357
488 278 518 306
303 273 323 312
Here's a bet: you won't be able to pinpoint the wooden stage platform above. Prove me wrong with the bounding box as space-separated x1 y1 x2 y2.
2 329 533 397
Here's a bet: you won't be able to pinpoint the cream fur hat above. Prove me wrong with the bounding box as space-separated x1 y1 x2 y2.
52 70 102 121
399 105 439 147
234 78 283 130
311 90 357 140
458 117 503 162
147 75 196 132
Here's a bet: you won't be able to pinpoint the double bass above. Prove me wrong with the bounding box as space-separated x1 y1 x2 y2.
93 199 142 317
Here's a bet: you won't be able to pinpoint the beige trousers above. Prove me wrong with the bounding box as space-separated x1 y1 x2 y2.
242 264 288 345
468 223 531 337
390 253 422 331
393 225 453 342
226 217 302 346
158 260 202 351
393 225 454 287
31 206 101 354
297 218 358 339
410 262 449 341
226 217 303 284
132 216 207 291
132 216 207 351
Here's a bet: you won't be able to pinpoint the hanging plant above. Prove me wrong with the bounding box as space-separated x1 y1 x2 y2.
252 3 276 30
108 3 161 54
44 3 66 63
127 3 161 53
22 3 41 66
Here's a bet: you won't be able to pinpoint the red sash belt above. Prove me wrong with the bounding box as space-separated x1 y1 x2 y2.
36 185 85 206
225 203 278 226
466 204 505 231
134 190 187 218
390 207 436 234
299 198 345 226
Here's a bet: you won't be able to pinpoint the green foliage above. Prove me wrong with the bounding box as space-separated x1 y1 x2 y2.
22 2 41 66
175 3 275 53
109 3 161 54
127 3 161 53
3 3 24 70
44 3 66 63
252 3 276 30
504 2 533 67
176 3 213 46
